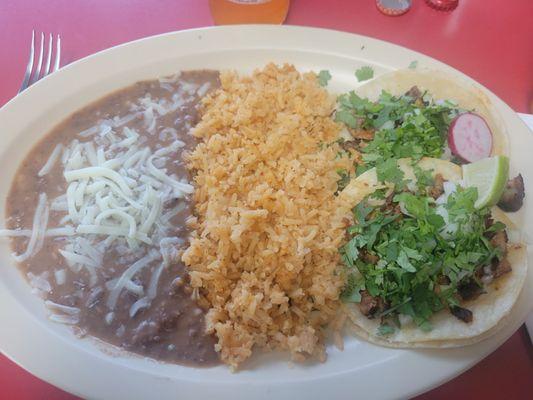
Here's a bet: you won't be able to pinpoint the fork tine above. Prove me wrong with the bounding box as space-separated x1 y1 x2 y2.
19 30 35 92
29 32 45 85
44 33 53 76
53 35 61 72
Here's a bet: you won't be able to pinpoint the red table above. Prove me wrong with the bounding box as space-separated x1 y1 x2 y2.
0 0 532 398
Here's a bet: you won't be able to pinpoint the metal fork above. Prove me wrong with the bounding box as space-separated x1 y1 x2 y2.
19 30 61 93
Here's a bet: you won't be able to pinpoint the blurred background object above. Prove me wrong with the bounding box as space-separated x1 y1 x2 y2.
209 0 290 24
425 0 459 11
376 0 412 16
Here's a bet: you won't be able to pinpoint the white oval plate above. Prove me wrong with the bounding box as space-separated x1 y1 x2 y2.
0 26 531 400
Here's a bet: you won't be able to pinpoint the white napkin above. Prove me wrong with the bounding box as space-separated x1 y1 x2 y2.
518 113 533 341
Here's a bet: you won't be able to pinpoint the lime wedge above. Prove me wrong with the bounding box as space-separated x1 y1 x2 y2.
462 156 509 209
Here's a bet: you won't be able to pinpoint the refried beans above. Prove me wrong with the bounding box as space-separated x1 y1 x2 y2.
4 71 221 366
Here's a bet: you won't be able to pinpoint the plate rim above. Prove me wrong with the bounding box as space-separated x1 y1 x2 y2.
0 24 531 400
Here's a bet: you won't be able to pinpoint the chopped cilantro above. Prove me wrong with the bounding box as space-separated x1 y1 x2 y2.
335 110 358 128
356 163 372 177
341 186 502 331
354 201 374 225
335 88 462 176
413 165 435 192
370 188 387 200
397 250 416 272
336 169 351 193
342 274 365 302
355 66 374 82
487 221 506 233
376 159 405 188
334 77 488 331
408 60 418 69
317 70 332 86
377 323 395 336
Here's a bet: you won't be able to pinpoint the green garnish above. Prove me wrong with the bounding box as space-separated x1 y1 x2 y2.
355 66 374 82
334 76 497 332
376 159 406 189
377 324 395 336
413 165 435 192
335 110 358 128
336 168 351 193
370 188 388 200
336 89 461 175
408 60 418 69
317 70 332 86
341 185 501 330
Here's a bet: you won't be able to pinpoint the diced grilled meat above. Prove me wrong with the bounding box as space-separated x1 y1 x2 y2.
358 290 384 318
339 140 366 156
487 230 512 278
451 306 473 323
474 264 484 279
339 140 358 152
428 173 445 199
490 230 508 255
357 141 369 150
484 216 496 238
349 128 375 141
436 275 451 285
497 174 525 212
361 250 379 265
492 257 512 278
404 86 422 102
380 191 403 216
458 279 482 301
380 190 395 211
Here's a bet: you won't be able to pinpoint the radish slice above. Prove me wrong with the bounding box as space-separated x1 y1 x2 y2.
448 112 493 163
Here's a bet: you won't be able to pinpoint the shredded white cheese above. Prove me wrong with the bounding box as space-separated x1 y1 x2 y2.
65 167 133 196
49 314 79 325
105 278 144 296
13 193 49 262
1 81 202 325
38 144 63 177
147 262 164 300
45 300 80 315
54 269 67 285
105 312 115 325
27 271 52 293
107 250 161 310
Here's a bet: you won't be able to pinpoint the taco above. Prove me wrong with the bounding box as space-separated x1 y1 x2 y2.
335 69 508 173
337 157 527 347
